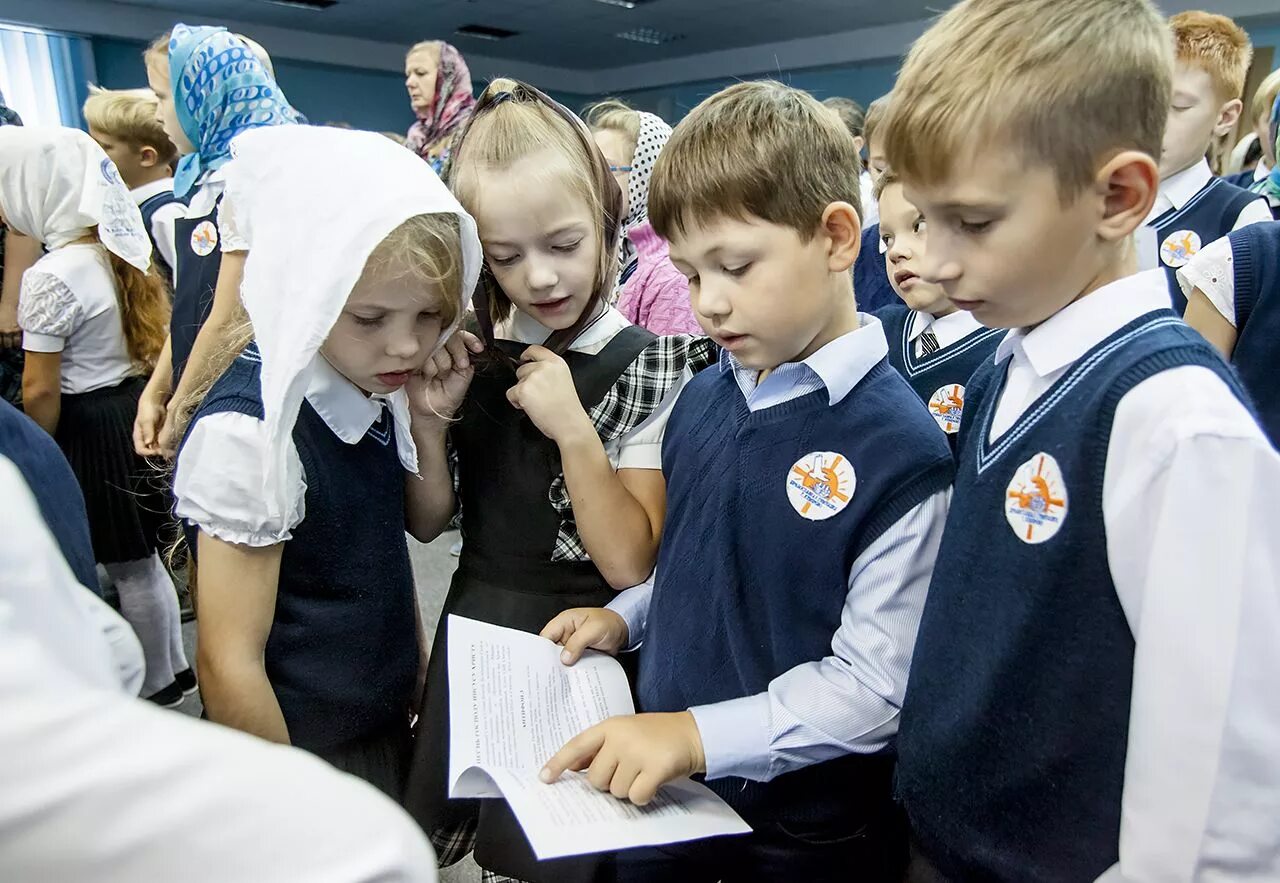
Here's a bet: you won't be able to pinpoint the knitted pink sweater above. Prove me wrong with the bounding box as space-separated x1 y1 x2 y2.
617 221 703 335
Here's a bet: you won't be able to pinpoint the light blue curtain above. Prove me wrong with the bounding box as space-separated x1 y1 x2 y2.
0 25 97 128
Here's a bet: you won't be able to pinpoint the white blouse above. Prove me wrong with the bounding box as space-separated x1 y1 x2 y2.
18 245 138 394
497 305 688 472
1176 234 1238 326
173 353 418 547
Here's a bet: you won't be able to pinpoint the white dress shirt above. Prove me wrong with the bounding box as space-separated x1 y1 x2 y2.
0 456 439 883
859 169 880 228
988 270 1280 881
907 308 986 357
174 351 419 546
609 314 951 782
130 177 185 273
1138 159 1272 272
18 244 139 393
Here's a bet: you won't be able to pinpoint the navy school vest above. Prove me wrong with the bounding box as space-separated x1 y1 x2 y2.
875 303 1005 450
853 223 898 314
1227 221 1280 448
171 196 223 384
1150 176 1260 314
137 188 185 283
180 345 417 751
897 310 1248 882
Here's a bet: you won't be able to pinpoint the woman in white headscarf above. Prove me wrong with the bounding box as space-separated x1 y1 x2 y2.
170 124 481 797
0 126 191 706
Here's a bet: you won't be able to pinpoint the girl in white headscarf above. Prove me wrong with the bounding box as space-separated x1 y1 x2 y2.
170 124 481 797
0 126 191 706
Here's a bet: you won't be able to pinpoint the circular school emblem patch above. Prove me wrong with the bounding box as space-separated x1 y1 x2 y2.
1159 229 1201 268
1004 452 1068 544
928 384 966 435
786 451 855 521
190 220 218 257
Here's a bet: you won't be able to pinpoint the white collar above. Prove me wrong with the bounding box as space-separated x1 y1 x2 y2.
1255 160 1272 184
908 308 984 342
1159 159 1212 211
499 304 628 355
721 313 889 406
995 269 1170 378
130 177 175 205
306 354 418 471
186 166 230 217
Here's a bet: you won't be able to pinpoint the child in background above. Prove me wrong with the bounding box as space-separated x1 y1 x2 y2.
1143 11 1270 312
824 96 879 227
1224 67 1280 193
879 0 1280 878
540 81 954 883
873 170 1003 448
134 24 299 458
586 99 701 334
403 79 715 883
83 86 185 281
1180 220 1280 446
0 127 191 707
171 125 481 797
852 95 899 314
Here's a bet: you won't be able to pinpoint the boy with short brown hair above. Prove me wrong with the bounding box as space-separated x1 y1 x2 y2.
881 0 1280 879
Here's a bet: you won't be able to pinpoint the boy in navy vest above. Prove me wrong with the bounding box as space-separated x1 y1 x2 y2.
880 1 1280 880
873 170 1003 449
852 96 898 314
539 81 954 882
84 86 186 281
1140 12 1270 312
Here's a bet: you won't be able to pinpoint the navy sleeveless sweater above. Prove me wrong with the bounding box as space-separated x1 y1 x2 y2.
639 356 953 720
1150 176 1260 313
181 347 417 751
875 304 1004 448
853 223 897 314
897 311 1247 881
1226 221 1280 448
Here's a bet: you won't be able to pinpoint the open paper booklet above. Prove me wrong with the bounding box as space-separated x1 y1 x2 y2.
446 615 751 860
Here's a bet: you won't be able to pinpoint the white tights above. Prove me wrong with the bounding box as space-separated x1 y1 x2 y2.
102 552 189 697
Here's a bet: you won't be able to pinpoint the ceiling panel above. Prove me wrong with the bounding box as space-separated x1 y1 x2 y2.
113 0 940 70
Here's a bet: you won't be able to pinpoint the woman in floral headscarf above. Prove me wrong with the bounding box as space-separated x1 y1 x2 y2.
404 41 476 174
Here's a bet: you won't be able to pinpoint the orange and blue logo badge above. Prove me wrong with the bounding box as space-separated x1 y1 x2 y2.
787 451 856 521
1004 452 1068 543
928 384 966 435
190 220 219 257
1159 229 1201 268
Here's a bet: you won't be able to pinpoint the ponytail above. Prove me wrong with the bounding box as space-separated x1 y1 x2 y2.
96 228 170 372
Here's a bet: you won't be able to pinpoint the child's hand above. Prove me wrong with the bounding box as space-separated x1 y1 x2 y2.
133 391 168 458
540 607 630 665
539 712 707 805
507 346 595 445
407 330 484 427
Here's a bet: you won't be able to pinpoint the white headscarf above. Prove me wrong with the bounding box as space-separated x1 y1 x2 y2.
615 111 672 293
224 125 482 521
0 126 151 271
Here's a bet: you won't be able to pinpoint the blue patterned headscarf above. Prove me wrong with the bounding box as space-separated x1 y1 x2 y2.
169 24 300 197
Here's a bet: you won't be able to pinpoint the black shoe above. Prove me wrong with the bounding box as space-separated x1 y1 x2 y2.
175 668 198 695
144 682 185 708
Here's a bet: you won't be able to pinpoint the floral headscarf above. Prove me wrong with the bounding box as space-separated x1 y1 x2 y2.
405 42 476 174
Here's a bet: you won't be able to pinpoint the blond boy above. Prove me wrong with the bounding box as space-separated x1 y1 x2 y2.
83 86 184 276
880 0 1280 879
1142 11 1271 310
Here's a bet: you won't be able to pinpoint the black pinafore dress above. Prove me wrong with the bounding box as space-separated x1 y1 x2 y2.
406 326 655 883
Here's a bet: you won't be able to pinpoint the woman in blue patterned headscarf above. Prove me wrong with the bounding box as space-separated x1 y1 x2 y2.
148 24 300 198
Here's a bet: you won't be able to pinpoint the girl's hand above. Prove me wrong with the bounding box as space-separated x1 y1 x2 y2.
507 346 594 445
407 330 483 428
133 389 169 458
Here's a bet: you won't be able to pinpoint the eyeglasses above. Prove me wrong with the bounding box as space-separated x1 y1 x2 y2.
609 165 633 173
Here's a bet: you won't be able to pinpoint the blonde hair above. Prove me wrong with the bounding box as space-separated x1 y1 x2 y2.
447 78 622 348
1170 11 1251 102
863 95 890 150
649 80 861 242
881 0 1172 200
407 40 441 61
873 167 899 201
1251 68 1280 126
584 99 641 148
83 85 178 164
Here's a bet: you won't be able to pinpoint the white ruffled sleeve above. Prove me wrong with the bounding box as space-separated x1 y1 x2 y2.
1176 235 1237 327
173 411 306 547
216 192 250 253
18 271 83 353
